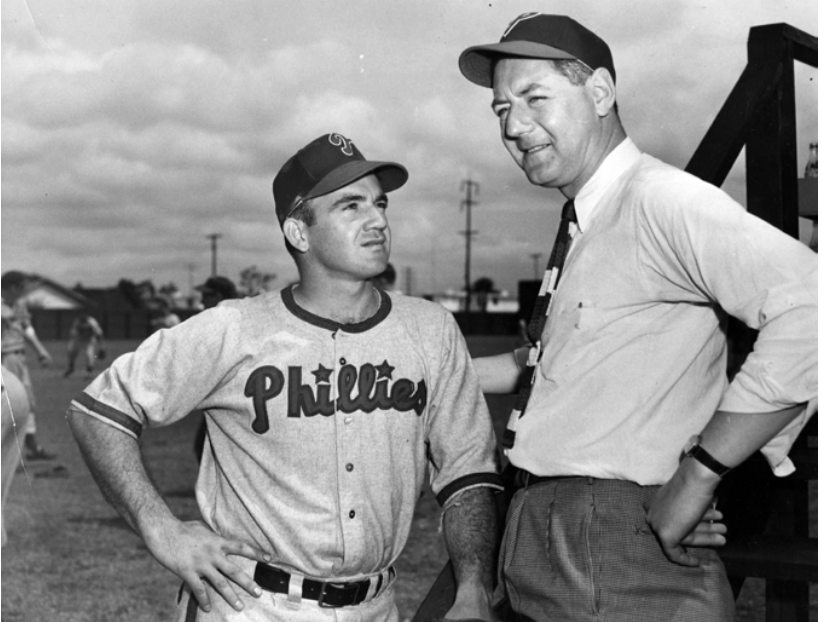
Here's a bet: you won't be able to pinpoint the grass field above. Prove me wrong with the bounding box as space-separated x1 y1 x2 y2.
1 337 816 621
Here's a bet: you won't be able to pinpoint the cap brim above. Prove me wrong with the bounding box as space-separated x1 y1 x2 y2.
303 160 409 202
459 41 576 87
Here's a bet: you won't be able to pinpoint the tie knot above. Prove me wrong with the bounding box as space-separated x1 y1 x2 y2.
562 200 577 223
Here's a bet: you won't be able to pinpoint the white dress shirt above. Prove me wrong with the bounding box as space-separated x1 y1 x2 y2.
509 139 817 484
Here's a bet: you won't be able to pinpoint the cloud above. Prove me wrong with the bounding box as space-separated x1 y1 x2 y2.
2 0 817 295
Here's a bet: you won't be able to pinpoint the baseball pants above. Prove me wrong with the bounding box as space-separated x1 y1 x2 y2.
499 476 735 622
175 557 399 622
67 339 97 372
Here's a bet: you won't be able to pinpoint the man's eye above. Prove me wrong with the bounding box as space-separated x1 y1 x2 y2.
529 96 546 105
494 107 508 119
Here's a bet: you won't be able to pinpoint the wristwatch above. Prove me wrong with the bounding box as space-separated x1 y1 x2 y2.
682 434 732 477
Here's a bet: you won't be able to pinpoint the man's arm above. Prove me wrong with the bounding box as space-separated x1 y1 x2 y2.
23 325 51 366
440 487 499 621
473 348 528 394
67 410 271 613
646 404 805 566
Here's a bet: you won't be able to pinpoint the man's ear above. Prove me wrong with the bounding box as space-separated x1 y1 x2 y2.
283 218 309 253
589 67 617 117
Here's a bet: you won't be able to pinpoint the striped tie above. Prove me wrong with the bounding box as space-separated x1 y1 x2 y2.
502 199 577 450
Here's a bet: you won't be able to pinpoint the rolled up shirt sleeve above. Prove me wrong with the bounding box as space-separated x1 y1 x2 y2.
644 178 817 472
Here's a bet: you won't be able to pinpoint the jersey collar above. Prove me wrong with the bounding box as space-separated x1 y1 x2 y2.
282 286 392 333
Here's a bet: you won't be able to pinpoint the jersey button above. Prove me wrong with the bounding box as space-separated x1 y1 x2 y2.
344 417 353 426
346 463 354 472
340 358 347 365
349 510 356 519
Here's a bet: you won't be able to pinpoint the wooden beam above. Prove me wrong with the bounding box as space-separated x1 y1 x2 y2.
745 23 799 236
685 58 783 186
749 23 818 67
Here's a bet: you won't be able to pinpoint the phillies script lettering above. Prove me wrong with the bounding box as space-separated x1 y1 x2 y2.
244 361 427 434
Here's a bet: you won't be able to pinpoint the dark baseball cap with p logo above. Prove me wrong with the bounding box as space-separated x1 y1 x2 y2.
273 133 409 227
458 13 615 88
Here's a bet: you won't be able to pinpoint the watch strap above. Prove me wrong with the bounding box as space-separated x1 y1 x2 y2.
686 443 732 477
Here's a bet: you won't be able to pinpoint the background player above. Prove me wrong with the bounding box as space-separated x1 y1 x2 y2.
68 133 502 621
1 271 56 461
195 275 240 310
1 364 32 546
63 311 105 379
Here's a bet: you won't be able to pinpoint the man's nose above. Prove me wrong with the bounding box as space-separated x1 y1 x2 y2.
365 204 388 229
504 105 532 138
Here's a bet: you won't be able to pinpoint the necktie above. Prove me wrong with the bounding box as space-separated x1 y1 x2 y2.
501 199 577 451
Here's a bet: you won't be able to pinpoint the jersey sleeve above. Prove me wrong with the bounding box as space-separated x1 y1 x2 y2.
424 311 503 506
68 306 239 438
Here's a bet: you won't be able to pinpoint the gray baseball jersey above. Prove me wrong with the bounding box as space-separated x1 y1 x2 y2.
69 287 502 581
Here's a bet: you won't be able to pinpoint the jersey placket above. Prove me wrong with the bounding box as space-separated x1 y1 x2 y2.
332 330 367 567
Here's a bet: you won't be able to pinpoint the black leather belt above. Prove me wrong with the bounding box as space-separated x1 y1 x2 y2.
513 467 580 489
253 563 392 608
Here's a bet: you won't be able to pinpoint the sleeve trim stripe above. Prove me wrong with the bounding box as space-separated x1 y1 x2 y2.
74 392 143 438
436 472 505 507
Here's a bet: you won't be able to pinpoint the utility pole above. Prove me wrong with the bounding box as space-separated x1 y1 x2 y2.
404 266 413 297
459 178 479 312
206 233 222 276
187 263 196 297
530 252 543 279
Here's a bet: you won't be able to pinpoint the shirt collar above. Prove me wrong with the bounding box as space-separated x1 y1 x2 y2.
573 138 642 233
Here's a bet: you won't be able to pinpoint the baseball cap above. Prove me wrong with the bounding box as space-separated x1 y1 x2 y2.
273 133 409 227
195 276 238 300
458 13 615 88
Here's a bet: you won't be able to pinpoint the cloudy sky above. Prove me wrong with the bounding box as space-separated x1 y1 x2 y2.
2 0 817 297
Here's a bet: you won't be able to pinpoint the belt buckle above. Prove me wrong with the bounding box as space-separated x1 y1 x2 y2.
316 581 361 608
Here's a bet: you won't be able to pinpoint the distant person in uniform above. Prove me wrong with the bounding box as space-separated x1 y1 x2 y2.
1 364 32 546
64 311 105 379
196 276 240 310
1 271 56 461
193 276 240 461
150 299 181 332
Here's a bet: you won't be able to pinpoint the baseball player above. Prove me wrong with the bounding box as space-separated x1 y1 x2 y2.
2 364 32 547
63 311 105 379
1 271 56 461
68 133 503 622
195 275 240 310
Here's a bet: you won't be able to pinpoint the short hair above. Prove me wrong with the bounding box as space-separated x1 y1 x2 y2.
1 271 28 290
287 196 316 227
284 196 316 257
551 59 593 86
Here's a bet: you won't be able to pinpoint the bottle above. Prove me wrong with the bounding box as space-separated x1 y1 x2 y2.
805 142 818 178
805 142 818 252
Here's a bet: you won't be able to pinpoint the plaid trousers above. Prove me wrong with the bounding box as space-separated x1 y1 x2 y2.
499 477 735 622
